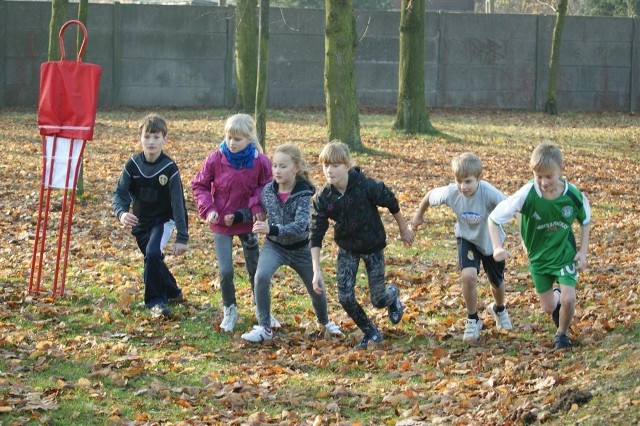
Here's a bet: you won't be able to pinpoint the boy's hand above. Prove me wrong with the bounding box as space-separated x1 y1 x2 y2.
171 243 188 256
254 212 266 222
120 212 138 228
574 252 588 272
223 214 235 227
206 210 219 225
252 220 269 235
411 215 424 231
400 227 414 247
493 247 511 262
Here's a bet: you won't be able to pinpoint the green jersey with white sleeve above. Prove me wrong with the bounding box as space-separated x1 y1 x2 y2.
489 179 591 275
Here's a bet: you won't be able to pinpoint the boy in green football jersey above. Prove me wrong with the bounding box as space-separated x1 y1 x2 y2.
488 143 590 350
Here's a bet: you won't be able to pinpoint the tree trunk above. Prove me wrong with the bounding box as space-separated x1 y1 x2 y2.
235 0 258 112
324 0 362 151
255 0 269 151
48 0 69 61
76 0 89 199
544 0 568 115
394 0 435 135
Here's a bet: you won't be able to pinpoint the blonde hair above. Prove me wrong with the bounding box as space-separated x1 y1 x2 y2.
530 143 563 172
451 152 482 180
318 140 352 166
224 113 263 153
274 143 314 189
139 113 168 137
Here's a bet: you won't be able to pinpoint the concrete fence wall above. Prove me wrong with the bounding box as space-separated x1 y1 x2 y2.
1 0 639 112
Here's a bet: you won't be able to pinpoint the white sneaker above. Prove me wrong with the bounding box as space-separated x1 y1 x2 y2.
220 304 238 332
323 321 343 337
463 318 483 342
487 302 513 330
241 325 273 343
254 307 281 329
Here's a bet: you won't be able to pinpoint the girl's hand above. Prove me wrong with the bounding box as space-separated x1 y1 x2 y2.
400 227 414 247
254 212 266 222
312 273 325 295
252 220 269 235
206 210 219 225
223 214 235 227
493 247 511 262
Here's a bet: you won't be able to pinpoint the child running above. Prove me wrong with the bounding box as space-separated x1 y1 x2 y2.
412 152 512 343
191 113 272 332
242 143 343 342
112 113 188 318
310 141 414 349
488 143 590 350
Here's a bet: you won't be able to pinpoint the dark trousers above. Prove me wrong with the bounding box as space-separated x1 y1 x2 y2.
133 220 182 308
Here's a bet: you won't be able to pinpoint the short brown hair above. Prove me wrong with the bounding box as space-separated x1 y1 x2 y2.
139 114 168 137
451 152 482 180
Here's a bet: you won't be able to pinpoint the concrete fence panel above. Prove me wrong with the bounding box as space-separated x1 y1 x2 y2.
0 1 637 112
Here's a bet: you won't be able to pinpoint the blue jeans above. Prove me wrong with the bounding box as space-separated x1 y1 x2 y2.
132 219 182 308
213 232 259 307
336 248 394 333
254 239 329 327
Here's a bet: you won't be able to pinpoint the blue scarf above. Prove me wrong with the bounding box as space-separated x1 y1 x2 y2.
220 140 256 170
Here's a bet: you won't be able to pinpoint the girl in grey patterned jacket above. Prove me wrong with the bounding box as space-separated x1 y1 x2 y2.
241 144 343 343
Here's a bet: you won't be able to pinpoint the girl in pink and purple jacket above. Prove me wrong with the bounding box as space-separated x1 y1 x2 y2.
191 114 272 333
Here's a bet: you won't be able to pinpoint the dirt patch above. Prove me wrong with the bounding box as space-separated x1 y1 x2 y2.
549 388 593 413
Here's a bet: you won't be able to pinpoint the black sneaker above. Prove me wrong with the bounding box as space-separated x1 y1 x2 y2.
355 328 383 349
552 288 561 328
150 303 170 318
168 291 184 305
387 284 404 324
554 333 572 350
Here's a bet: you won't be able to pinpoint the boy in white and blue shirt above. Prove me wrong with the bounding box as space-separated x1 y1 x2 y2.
412 152 512 343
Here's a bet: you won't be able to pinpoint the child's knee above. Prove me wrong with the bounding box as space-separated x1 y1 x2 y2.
338 294 358 309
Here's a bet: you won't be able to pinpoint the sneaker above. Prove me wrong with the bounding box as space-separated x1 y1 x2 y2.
220 304 238 332
323 321 343 337
150 303 170 318
554 333 572 350
241 325 273 343
355 328 383 349
387 285 404 324
254 307 281 329
168 291 184 305
552 288 561 328
487 302 513 330
270 314 281 329
462 318 483 342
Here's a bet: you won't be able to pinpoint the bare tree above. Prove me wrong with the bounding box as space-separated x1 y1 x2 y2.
48 0 69 61
235 0 258 112
324 0 362 150
545 0 568 115
394 0 435 134
255 0 269 150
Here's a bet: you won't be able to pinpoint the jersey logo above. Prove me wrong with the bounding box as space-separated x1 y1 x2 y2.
461 211 482 223
532 211 541 220
561 205 573 219
158 175 168 186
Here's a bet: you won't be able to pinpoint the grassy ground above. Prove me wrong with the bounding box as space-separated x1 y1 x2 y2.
0 108 638 425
